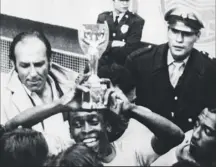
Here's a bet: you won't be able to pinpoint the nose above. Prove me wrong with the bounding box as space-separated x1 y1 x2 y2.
82 122 92 133
176 32 184 43
29 64 37 77
192 126 201 141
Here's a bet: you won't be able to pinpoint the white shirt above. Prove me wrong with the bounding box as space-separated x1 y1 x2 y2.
103 118 159 166
167 52 189 87
113 12 126 23
22 75 71 146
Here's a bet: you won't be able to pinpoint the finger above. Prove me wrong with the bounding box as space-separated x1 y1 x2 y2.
100 78 114 88
104 88 115 106
76 85 90 93
77 73 91 84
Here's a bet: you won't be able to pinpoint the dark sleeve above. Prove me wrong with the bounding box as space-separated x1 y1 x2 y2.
97 13 104 24
97 13 113 53
205 60 216 108
125 17 145 45
124 54 137 86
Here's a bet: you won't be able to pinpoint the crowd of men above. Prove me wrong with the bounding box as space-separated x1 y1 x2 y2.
0 0 216 166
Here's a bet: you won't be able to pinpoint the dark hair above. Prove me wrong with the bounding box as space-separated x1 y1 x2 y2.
0 128 48 166
45 143 103 167
98 62 134 94
9 30 52 63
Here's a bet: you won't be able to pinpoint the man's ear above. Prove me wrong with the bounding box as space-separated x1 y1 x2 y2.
195 31 201 41
11 61 15 68
11 61 17 71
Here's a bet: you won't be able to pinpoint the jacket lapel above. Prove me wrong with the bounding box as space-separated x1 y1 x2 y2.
151 43 173 91
107 12 115 32
117 10 130 30
6 69 34 112
177 49 205 91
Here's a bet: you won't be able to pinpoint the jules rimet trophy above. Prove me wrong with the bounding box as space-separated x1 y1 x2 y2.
78 23 109 109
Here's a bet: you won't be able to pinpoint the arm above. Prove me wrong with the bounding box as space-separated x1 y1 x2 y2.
107 88 184 155
4 87 80 131
125 18 144 45
129 105 184 154
4 101 64 131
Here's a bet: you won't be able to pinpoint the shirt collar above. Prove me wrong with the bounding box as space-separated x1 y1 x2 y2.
113 11 126 22
22 75 59 103
167 51 190 66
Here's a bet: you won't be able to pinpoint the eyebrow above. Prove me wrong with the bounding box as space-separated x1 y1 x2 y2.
198 115 216 131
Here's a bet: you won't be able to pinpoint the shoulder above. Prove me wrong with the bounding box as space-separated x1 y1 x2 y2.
127 43 157 62
193 49 215 64
192 49 216 72
127 11 144 23
98 11 112 18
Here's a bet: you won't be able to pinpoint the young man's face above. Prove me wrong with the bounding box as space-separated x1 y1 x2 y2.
168 21 200 61
190 109 216 161
113 0 130 14
69 111 108 153
14 36 49 94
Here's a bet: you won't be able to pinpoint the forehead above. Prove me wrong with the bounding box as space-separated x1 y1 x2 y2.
169 21 195 33
198 109 216 130
69 111 103 119
14 36 47 61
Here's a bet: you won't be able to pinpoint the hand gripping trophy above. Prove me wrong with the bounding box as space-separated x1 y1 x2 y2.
78 22 109 110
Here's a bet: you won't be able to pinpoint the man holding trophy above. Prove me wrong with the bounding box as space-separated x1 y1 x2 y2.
3 23 184 166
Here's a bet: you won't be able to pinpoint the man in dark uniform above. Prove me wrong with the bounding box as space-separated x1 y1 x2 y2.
125 6 216 132
97 0 144 65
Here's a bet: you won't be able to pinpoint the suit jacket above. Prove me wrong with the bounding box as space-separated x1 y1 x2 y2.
1 63 78 130
125 43 216 132
97 10 145 65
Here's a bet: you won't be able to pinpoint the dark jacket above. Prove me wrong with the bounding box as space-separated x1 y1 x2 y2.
125 43 216 132
97 10 145 65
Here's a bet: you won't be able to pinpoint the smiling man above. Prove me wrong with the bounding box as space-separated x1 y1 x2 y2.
151 108 216 167
125 6 216 132
67 85 184 166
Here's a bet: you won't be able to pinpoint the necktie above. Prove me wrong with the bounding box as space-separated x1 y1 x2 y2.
170 61 185 88
114 15 119 26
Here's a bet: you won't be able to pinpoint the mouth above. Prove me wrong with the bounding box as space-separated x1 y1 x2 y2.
173 46 184 50
190 140 198 149
27 80 41 85
82 137 99 148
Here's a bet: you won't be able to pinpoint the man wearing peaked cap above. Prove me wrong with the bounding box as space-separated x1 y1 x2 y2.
125 6 216 132
97 0 145 65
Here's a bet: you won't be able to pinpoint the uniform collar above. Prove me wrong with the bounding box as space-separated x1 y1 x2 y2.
167 51 190 66
113 11 125 22
152 43 206 76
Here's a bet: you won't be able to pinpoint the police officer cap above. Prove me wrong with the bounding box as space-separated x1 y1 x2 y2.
164 6 204 32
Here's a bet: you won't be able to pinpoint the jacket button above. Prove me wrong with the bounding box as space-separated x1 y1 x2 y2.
174 96 178 100
122 39 125 42
171 112 174 117
113 33 116 37
188 118 193 123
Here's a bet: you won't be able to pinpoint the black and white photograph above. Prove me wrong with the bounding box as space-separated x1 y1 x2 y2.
0 0 216 166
